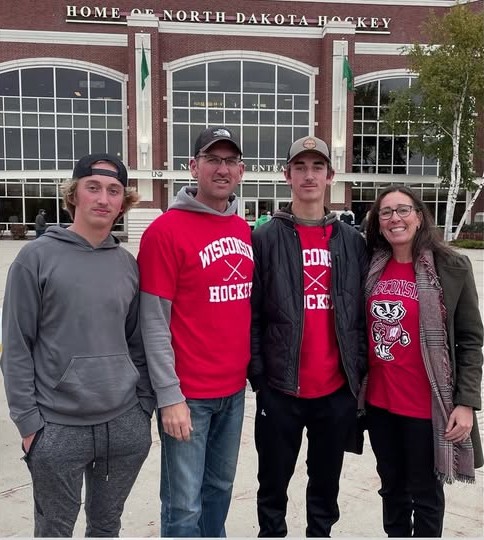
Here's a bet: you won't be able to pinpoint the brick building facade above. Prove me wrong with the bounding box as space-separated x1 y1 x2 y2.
1 0 482 238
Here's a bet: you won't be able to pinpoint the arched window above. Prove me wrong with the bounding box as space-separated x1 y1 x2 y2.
0 66 123 227
352 77 438 176
0 67 123 171
351 76 466 230
171 60 311 170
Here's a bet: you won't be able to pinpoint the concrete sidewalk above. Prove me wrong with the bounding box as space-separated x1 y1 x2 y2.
0 239 482 537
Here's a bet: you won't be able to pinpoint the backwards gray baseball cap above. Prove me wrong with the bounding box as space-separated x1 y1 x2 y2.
287 136 331 165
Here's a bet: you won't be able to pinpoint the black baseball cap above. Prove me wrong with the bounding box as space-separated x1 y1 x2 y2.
194 127 242 157
72 153 128 186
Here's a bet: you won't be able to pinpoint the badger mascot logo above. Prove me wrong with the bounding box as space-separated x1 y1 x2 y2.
370 300 410 361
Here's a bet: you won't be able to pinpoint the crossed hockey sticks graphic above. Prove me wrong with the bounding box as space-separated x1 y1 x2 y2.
304 269 328 291
223 259 247 281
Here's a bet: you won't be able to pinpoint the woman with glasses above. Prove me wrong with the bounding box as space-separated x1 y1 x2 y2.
363 185 483 537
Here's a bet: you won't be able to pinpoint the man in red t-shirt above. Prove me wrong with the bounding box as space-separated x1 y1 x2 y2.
138 127 254 537
249 136 368 537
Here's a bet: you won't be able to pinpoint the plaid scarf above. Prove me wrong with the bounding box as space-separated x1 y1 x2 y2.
365 249 475 484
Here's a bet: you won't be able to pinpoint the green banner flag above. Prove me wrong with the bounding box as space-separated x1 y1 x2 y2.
141 45 149 90
343 56 353 91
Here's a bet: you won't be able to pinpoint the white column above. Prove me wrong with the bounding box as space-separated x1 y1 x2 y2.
331 39 350 175
127 13 158 202
126 14 163 240
134 32 153 201
330 180 346 205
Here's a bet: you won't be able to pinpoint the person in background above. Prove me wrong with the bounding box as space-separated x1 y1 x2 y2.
359 211 370 237
249 135 368 537
34 208 47 237
1 153 154 537
138 126 253 537
339 206 355 226
254 211 272 229
364 185 483 537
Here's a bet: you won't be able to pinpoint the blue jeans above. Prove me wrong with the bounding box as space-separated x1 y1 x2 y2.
160 389 245 537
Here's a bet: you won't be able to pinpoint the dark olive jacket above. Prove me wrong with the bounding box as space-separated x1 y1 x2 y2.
249 210 369 399
436 251 484 468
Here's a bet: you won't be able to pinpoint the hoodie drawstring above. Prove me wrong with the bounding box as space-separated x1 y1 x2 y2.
91 423 110 481
92 425 96 470
105 422 110 481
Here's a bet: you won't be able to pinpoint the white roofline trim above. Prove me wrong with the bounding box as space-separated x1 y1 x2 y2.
0 29 127 47
355 42 411 55
159 21 323 38
355 69 416 87
272 0 477 5
158 22 397 38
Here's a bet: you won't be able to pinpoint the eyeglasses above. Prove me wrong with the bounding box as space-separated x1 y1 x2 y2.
378 205 415 220
197 154 242 168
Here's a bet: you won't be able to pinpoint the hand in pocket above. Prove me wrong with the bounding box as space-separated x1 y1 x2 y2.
22 432 36 453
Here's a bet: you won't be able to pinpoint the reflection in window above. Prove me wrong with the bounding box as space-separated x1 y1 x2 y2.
0 197 23 224
22 68 54 97
172 60 310 168
24 184 40 197
173 64 205 91
244 200 256 222
244 62 275 93
278 67 309 94
56 69 87 98
209 62 241 93
0 71 19 96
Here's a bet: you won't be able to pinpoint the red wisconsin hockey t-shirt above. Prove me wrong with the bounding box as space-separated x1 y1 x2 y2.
295 224 345 398
138 209 254 399
366 258 431 418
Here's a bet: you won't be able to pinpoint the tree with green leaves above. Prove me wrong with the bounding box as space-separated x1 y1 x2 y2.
383 3 484 241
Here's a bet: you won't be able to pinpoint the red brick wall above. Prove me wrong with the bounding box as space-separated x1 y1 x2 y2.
2 0 472 213
2 0 449 41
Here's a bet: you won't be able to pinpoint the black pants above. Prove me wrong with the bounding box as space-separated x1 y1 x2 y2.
255 384 357 537
366 404 445 537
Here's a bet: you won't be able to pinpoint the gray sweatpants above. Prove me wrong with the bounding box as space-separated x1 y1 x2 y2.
23 403 152 537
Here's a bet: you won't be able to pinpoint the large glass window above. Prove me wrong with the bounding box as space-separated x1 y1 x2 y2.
172 61 310 171
0 67 124 228
0 67 123 172
352 77 439 177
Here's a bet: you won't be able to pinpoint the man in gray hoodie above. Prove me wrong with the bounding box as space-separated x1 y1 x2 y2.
1 153 154 537
138 127 253 537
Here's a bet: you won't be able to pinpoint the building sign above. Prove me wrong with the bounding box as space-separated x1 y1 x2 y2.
66 6 392 33
178 163 287 173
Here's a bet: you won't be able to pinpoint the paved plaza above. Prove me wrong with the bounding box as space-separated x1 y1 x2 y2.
0 239 482 537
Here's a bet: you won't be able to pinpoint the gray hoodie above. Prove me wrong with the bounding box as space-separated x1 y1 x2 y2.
139 186 241 408
170 186 239 216
1 226 154 437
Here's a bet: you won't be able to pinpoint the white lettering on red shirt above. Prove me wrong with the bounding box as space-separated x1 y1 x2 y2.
295 224 345 398
367 259 431 418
